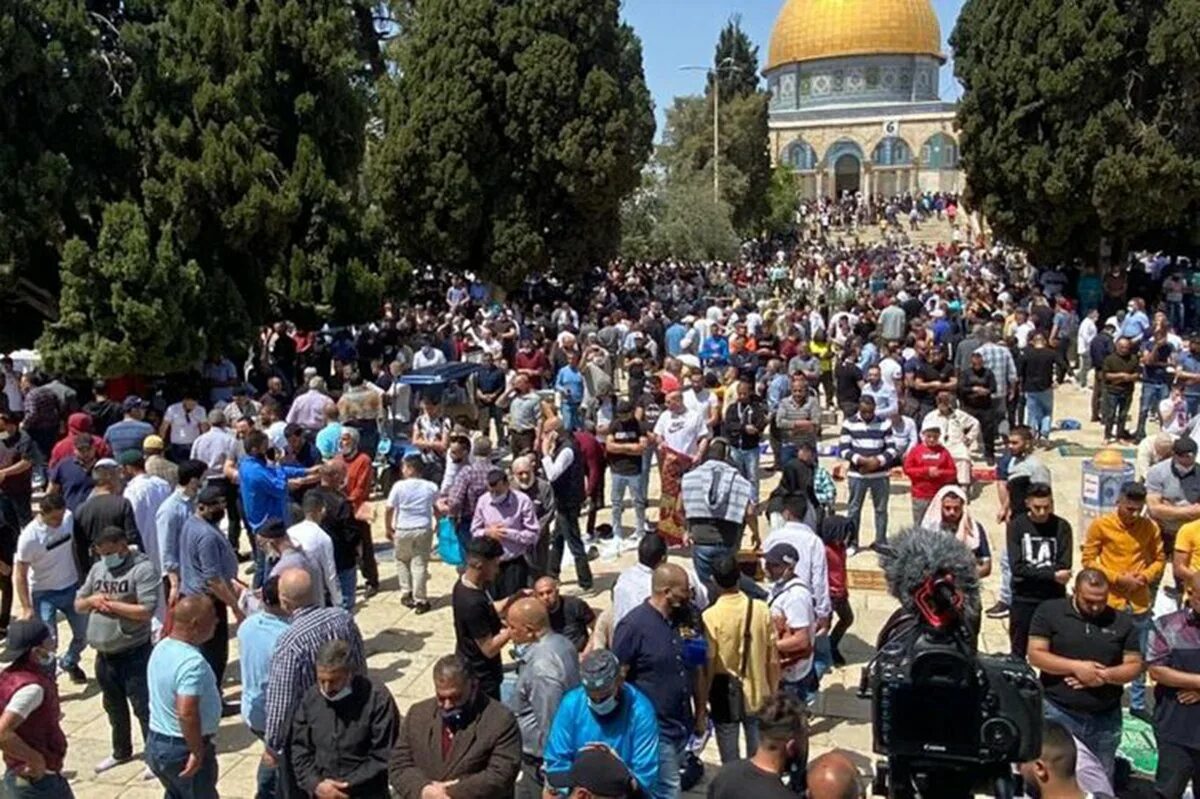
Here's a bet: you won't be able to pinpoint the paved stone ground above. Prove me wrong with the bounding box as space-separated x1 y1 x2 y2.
44 377 1121 798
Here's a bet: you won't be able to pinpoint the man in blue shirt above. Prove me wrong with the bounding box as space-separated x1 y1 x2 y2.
103 396 155 459
1120 299 1151 344
238 429 315 588
146 594 222 799
554 353 586 433
237 577 290 799
612 563 703 799
155 459 205 610
1136 327 1175 440
1175 336 1200 417
542 649 659 797
179 486 242 692
699 326 730 370
664 320 688 358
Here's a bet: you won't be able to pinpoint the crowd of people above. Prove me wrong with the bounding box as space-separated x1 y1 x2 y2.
0 233 1198 799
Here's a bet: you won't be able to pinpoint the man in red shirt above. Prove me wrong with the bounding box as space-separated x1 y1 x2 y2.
903 420 958 525
336 428 378 598
513 339 550 390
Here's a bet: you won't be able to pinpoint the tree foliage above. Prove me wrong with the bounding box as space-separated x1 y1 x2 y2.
711 15 761 98
764 165 801 236
371 0 655 289
952 0 1200 262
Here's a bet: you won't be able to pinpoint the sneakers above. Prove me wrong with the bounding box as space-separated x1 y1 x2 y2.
95 755 133 774
400 594 415 609
413 601 432 615
985 601 1010 619
65 664 87 684
141 766 157 781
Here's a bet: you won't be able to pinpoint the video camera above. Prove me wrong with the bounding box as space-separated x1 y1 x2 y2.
862 531 1043 799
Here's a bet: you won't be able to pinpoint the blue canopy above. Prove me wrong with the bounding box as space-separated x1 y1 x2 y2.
398 362 483 386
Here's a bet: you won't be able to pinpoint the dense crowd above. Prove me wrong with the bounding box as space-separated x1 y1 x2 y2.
0 231 1199 799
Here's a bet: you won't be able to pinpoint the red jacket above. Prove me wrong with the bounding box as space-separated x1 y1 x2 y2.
902 443 957 500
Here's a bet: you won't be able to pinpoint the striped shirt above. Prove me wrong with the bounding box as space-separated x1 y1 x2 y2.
839 414 897 479
263 605 366 754
974 343 1018 397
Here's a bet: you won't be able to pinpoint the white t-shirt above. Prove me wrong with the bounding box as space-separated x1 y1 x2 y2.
653 409 708 457
879 358 903 392
682 388 717 418
16 513 79 593
1014 322 1035 349
164 403 207 445
5 684 44 719
769 576 815 682
387 478 440 531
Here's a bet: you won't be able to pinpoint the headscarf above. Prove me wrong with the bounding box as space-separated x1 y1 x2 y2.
919 484 980 551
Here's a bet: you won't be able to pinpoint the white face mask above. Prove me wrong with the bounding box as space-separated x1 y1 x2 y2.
321 684 352 703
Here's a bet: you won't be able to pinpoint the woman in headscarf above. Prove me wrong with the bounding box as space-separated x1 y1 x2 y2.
48 412 110 469
919 484 992 578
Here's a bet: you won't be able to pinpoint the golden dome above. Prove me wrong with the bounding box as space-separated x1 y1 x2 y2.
767 0 943 69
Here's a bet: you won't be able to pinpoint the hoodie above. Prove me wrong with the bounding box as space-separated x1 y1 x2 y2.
77 549 159 653
49 413 111 469
902 443 958 500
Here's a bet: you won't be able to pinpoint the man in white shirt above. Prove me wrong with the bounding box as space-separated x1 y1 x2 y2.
761 495 830 628
412 340 447 370
14 495 88 683
287 491 342 609
382 455 439 613
764 543 817 705
160 391 208 463
1076 309 1099 390
119 451 172 575
878 343 904 393
652 391 709 461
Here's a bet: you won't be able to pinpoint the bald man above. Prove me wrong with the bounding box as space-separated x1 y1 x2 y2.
612 563 706 799
146 594 222 795
505 598 581 799
806 751 864 799
263 568 367 777
534 576 596 651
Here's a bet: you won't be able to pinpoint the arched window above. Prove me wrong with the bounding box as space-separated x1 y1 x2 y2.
783 140 818 171
872 136 912 167
921 133 959 169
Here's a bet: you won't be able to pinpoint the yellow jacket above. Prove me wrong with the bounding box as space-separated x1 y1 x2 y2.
702 592 781 715
1081 512 1166 614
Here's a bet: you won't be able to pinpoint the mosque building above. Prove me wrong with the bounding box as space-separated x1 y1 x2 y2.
765 0 964 200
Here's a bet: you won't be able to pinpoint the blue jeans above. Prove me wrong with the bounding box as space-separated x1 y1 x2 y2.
610 473 647 540
728 447 761 502
1137 382 1170 437
1128 609 1153 711
715 717 759 764
691 543 767 600
639 449 656 502
32 585 87 670
654 733 685 799
1024 389 1053 438
2 772 74 798
256 757 277 799
778 444 799 469
1168 300 1186 333
146 732 219 799
999 548 1012 604
813 633 833 681
337 568 356 611
1043 701 1122 780
562 402 581 433
1186 394 1200 418
846 477 889 546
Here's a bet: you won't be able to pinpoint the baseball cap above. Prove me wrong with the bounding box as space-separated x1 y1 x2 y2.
1174 437 1198 456
580 650 621 692
0 619 51 663
257 518 288 540
196 485 225 506
615 398 634 415
122 395 145 412
567 746 634 798
142 434 165 452
92 457 119 472
116 449 144 467
764 543 799 567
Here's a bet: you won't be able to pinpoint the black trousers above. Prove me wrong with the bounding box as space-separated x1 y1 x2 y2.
1009 599 1042 658
493 558 530 602
548 508 592 589
830 595 855 654
967 407 999 463
198 597 229 689
208 477 243 552
356 519 379 589
96 642 152 759
1155 738 1200 799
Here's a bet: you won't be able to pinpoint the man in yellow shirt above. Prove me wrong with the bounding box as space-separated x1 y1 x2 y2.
1081 481 1166 720
703 554 780 765
1173 518 1200 598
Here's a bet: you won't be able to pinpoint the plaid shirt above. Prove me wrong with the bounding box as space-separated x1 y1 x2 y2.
444 459 492 521
263 606 366 753
813 466 836 507
973 343 1017 397
1147 608 1200 748
22 386 61 431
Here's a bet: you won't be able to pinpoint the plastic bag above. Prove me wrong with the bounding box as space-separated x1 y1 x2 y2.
437 517 464 566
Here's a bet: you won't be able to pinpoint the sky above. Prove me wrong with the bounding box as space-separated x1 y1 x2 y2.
620 0 967 136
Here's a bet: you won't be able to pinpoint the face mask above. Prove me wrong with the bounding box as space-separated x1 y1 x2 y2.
322 685 353 703
588 693 619 716
102 553 128 570
440 706 469 730
33 650 55 669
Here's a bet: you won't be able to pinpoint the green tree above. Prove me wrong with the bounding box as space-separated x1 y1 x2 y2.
371 0 655 289
711 16 761 98
952 0 1200 263
764 165 801 236
652 173 739 262
40 202 205 376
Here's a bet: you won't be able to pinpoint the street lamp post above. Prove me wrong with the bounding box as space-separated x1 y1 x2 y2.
680 57 743 204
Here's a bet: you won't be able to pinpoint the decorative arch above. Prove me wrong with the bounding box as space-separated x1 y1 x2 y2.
823 139 865 169
782 139 818 171
921 133 959 169
872 136 912 167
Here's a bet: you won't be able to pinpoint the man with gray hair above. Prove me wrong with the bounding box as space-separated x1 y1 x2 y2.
511 454 556 577
288 639 400 799
287 377 336 436
441 435 496 566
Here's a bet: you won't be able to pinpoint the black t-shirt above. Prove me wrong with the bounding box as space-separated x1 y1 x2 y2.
1020 348 1058 392
74 494 137 570
1029 598 1139 714
834 363 863 405
1101 352 1140 396
452 579 503 695
707 758 795 799
82 399 123 436
548 595 595 651
608 418 644 476
912 361 953 405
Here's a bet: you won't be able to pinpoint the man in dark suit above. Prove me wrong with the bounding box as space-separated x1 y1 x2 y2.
389 654 521 799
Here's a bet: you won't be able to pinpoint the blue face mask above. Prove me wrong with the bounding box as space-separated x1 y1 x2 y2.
440 706 469 730
102 553 128 570
588 693 619 716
